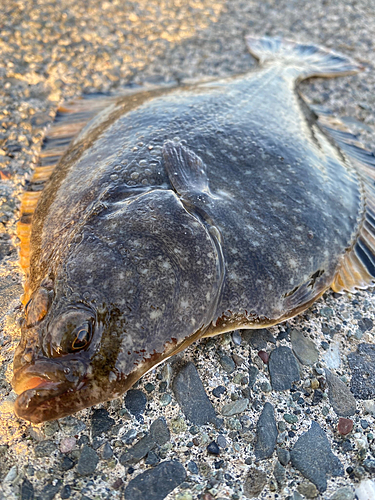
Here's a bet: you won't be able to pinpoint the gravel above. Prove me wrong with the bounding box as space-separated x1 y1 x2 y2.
0 0 374 499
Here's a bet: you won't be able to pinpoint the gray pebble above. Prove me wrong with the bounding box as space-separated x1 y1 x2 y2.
248 365 259 389
217 435 227 448
221 398 249 416
172 361 220 426
329 486 354 500
20 478 34 500
76 445 99 476
39 480 62 500
290 329 319 366
325 369 356 416
268 346 300 391
254 402 277 461
276 447 290 466
232 331 242 345
91 408 115 438
124 389 147 417
187 461 199 474
241 328 276 351
243 467 267 498
101 442 113 459
273 461 286 486
34 440 57 458
124 461 186 500
290 421 343 492
218 353 236 374
348 343 375 399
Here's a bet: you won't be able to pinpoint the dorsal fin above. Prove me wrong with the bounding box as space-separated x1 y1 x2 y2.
18 94 117 303
316 114 375 292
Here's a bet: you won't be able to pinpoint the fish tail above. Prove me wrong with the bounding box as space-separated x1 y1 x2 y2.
245 36 363 80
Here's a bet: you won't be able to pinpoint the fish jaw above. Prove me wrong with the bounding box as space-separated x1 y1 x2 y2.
12 357 89 424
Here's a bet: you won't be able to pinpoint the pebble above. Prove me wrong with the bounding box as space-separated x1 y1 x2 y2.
337 417 354 436
60 437 77 454
290 329 319 366
273 461 286 487
212 386 226 398
207 441 220 455
257 350 269 364
221 398 249 416
34 440 57 458
268 346 300 391
172 361 220 426
76 445 99 475
39 480 62 500
298 481 319 498
290 421 343 492
363 400 375 416
283 413 298 424
325 369 356 416
187 461 199 474
218 353 236 373
91 408 115 438
323 342 341 370
60 485 71 500
254 402 277 461
277 447 290 466
217 435 227 448
124 461 187 500
232 331 242 345
248 365 259 389
61 456 75 471
120 418 170 465
101 442 113 459
20 478 34 500
124 389 147 417
355 479 375 500
329 486 354 500
243 467 267 498
348 343 375 399
241 328 276 350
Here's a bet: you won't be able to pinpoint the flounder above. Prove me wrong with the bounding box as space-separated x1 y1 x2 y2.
13 37 375 423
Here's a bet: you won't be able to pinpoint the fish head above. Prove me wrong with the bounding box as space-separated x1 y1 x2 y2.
13 189 223 423
12 280 130 424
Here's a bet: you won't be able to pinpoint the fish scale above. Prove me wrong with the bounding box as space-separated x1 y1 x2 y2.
12 36 375 423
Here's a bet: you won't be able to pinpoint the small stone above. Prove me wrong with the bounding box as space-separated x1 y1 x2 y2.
325 369 356 416
101 442 113 459
91 408 115 438
124 461 186 500
172 362 220 426
283 413 298 424
268 346 300 391
290 329 319 366
60 437 76 454
221 398 249 416
207 441 220 455
124 390 147 416
248 365 259 389
20 478 34 500
39 480 62 500
329 486 354 500
257 350 269 364
254 402 277 461
232 331 242 345
218 353 236 373
34 440 57 458
144 382 155 393
298 481 319 498
212 386 226 398
151 417 170 446
76 445 99 475
337 417 353 436
323 342 341 369
363 459 375 474
61 456 75 471
320 307 334 318
363 400 375 416
60 485 71 500
187 461 199 474
276 447 290 466
217 435 227 448
348 344 375 399
273 461 286 486
259 381 272 393
243 467 267 498
145 450 160 466
311 389 324 405
355 479 375 500
242 328 276 350
290 421 343 492
160 394 172 406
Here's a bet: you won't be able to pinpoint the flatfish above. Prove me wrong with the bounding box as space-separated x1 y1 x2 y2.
12 37 375 423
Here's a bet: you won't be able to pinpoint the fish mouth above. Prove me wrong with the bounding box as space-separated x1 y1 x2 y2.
12 358 88 424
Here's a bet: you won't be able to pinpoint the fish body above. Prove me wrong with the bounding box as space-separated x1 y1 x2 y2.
13 37 375 423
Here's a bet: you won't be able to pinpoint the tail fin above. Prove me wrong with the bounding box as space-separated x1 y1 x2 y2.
245 36 363 80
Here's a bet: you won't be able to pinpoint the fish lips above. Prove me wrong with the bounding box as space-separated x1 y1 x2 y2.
12 357 88 424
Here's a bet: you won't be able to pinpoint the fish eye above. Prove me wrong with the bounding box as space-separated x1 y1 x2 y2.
71 322 92 351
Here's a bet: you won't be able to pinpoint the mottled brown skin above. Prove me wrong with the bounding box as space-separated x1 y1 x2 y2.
13 37 367 423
